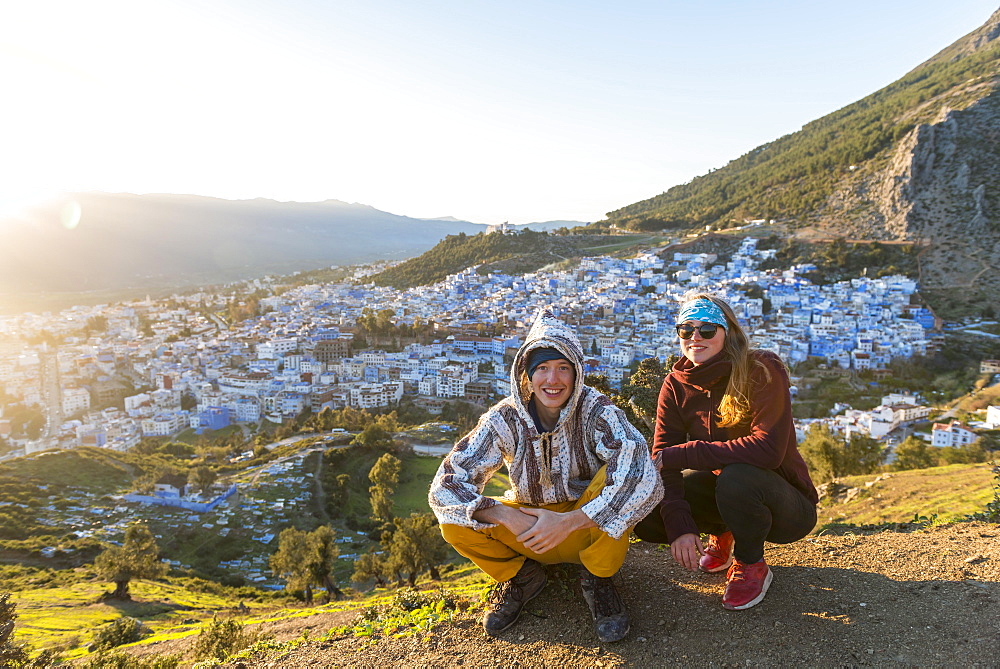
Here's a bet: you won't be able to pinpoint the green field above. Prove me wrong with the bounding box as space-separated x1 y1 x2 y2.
393 455 511 517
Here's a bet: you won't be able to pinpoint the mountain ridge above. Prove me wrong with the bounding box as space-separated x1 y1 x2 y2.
0 193 585 313
602 9 1000 316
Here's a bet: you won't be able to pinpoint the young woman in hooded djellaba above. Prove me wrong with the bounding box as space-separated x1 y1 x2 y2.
634 293 818 610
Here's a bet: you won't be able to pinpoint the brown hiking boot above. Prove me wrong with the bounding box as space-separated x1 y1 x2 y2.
482 559 547 635
579 566 630 643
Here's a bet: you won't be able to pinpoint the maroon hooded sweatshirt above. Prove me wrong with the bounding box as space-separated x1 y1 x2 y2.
651 349 818 543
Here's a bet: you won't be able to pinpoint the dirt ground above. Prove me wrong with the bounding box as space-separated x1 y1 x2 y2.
148 520 1000 668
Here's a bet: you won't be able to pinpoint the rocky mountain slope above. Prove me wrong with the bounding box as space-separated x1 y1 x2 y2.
608 9 1000 317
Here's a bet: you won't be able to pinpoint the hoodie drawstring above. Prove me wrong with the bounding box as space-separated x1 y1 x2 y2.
538 432 554 489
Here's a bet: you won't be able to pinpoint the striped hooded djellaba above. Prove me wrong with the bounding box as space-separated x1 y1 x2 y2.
428 308 663 540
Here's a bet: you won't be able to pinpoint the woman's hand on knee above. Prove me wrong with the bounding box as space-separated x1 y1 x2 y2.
670 533 704 571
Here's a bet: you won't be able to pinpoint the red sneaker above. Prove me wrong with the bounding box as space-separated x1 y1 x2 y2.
722 558 772 610
699 531 734 573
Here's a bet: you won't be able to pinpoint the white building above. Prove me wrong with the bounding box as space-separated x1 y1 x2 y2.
986 405 1000 429
141 411 189 437
350 382 403 409
62 387 91 416
931 421 978 448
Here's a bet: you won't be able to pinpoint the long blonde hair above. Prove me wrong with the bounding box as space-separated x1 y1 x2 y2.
681 292 770 427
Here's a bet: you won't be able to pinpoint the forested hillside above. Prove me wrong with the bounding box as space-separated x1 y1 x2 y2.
604 15 1000 231
368 230 637 289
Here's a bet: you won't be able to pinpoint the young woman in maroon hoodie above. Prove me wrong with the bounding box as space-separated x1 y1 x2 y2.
634 293 818 610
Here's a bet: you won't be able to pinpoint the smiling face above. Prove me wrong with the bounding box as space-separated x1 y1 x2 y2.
679 319 726 366
530 357 575 416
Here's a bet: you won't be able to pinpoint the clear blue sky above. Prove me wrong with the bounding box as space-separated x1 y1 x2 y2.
1 1 996 224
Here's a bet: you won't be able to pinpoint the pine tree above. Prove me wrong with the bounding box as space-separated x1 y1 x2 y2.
0 592 29 667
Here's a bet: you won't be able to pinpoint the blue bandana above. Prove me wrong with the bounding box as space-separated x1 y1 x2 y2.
677 298 728 330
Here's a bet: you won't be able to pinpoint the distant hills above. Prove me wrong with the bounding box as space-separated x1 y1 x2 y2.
600 8 1000 317
0 192 585 312
4 12 998 318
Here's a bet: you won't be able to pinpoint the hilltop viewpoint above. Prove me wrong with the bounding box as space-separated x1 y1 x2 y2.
103 520 999 667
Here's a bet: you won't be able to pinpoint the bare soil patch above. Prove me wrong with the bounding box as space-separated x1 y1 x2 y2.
204 521 999 667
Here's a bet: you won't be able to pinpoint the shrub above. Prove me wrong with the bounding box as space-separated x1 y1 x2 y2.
192 616 262 661
391 587 456 611
967 462 1000 522
90 617 148 653
340 587 465 640
81 650 182 669
0 591 30 668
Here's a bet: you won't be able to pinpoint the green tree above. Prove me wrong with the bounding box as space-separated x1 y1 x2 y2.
351 549 389 589
306 525 343 602
937 439 988 465
94 523 168 600
269 528 314 603
892 436 936 471
799 424 841 483
584 373 614 395
315 406 334 431
0 592 30 667
383 513 451 586
270 526 343 603
619 356 671 439
840 434 885 476
86 315 109 333
368 453 402 524
189 466 217 495
352 423 393 450
328 473 351 515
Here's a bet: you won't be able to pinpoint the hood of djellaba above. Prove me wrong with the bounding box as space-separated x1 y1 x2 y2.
508 307 586 428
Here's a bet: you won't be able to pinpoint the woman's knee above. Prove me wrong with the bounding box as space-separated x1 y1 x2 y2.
632 507 668 544
715 464 770 504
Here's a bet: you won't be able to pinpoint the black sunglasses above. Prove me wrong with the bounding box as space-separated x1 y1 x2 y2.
675 323 721 340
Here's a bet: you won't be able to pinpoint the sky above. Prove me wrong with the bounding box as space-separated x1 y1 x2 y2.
1 1 997 225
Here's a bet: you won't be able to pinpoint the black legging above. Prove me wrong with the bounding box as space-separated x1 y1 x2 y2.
634 463 817 564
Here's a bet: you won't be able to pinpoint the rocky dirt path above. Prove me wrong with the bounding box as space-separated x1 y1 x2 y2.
132 522 1000 667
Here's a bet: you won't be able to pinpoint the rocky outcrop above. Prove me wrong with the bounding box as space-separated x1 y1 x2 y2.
885 98 997 241
819 87 1000 315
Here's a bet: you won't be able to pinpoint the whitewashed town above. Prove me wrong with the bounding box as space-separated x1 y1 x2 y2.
2 235 997 468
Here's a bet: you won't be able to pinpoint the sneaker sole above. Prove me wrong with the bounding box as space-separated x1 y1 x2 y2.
723 568 773 611
699 555 734 573
483 574 548 635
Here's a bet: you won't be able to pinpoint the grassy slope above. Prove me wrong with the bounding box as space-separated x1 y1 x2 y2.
11 460 995 658
14 576 253 657
393 455 510 517
816 462 996 529
368 230 671 289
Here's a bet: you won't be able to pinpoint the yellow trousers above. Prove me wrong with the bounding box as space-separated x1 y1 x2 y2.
440 466 630 582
